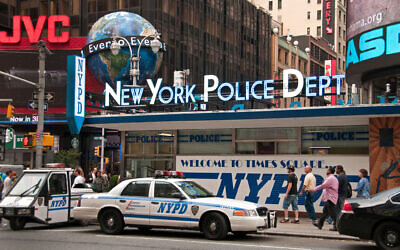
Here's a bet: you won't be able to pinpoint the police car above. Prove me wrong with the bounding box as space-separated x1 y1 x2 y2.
0 167 93 230
73 171 277 240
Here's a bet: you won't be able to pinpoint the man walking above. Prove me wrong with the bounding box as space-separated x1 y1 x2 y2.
300 165 317 222
335 165 349 218
311 167 338 231
280 166 299 223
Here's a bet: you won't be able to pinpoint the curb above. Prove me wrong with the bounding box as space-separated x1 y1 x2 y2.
256 231 360 241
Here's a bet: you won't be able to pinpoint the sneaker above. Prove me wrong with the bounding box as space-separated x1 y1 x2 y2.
312 221 322 230
291 219 300 224
280 218 290 223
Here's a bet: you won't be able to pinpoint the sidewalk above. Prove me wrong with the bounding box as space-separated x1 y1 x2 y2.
259 217 359 241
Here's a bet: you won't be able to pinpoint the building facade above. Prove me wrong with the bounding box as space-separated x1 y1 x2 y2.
0 0 273 168
250 0 347 75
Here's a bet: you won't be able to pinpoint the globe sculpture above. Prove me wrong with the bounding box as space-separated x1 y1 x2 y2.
86 11 163 87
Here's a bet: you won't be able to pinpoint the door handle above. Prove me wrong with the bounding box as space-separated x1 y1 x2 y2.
119 200 126 203
151 202 159 205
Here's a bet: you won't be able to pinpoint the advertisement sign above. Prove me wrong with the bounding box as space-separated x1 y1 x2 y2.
177 155 368 212
347 0 400 40
346 0 400 83
66 55 86 135
322 0 335 44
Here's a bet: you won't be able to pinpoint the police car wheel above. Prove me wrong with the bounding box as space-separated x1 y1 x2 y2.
202 212 228 240
374 222 400 250
99 209 124 235
9 218 26 231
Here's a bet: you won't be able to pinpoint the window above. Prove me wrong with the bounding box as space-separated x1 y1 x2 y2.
391 193 400 203
317 10 321 20
338 58 341 70
257 142 274 154
339 10 342 21
178 129 232 154
154 181 181 199
307 11 310 20
284 52 288 64
317 0 321 3
307 0 311 3
269 1 273 11
278 48 282 62
278 0 282 9
307 27 310 35
343 60 345 70
317 26 321 36
343 30 346 39
343 45 346 55
121 181 150 197
49 174 67 195
339 27 341 37
338 42 341 53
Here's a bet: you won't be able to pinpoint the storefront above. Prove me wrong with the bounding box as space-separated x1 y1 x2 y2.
85 104 400 211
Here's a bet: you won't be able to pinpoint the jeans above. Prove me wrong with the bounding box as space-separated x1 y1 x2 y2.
318 200 337 229
304 191 317 220
283 194 299 210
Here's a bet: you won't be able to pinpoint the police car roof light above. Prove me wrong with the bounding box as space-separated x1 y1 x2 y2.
171 171 185 178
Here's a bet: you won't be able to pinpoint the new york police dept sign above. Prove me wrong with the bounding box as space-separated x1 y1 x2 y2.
66 55 86 134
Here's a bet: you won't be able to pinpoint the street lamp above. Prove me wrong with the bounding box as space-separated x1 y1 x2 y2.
293 40 299 70
110 32 162 88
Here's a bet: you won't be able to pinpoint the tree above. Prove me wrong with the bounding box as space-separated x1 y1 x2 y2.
54 149 81 168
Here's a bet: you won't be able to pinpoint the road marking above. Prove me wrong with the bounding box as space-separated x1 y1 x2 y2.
96 234 311 250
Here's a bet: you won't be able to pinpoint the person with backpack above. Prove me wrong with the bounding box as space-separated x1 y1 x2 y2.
333 165 349 231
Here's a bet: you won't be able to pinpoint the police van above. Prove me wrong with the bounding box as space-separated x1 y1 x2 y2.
73 171 277 240
0 167 93 230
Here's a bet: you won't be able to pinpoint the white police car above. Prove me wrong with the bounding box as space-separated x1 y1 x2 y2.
73 171 277 240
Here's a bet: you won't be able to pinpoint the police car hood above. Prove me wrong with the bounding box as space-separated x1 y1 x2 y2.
193 197 258 210
0 196 35 207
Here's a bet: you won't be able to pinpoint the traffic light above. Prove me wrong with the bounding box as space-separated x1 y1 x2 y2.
104 157 109 165
23 134 33 147
6 104 15 118
94 146 100 157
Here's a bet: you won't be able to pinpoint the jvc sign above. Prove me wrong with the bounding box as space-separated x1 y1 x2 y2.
66 55 86 135
177 155 368 212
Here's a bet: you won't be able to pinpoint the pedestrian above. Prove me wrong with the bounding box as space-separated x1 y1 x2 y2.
311 167 338 231
93 170 106 192
2 170 13 199
280 165 299 224
72 167 85 188
0 167 6 182
11 171 18 185
354 168 370 198
88 167 97 183
299 165 317 223
336 165 349 214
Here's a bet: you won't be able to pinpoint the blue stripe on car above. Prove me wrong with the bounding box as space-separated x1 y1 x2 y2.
123 213 199 222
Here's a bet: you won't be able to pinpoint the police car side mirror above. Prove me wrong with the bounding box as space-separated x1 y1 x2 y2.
172 192 186 200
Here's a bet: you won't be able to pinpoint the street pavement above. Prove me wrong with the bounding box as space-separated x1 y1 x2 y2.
0 223 377 250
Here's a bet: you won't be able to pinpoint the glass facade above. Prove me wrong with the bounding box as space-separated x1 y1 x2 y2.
124 126 369 178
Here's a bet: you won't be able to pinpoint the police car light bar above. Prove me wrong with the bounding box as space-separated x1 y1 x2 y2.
154 170 185 178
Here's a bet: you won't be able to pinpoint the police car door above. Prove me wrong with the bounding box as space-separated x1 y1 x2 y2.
150 181 192 228
47 172 69 223
119 180 150 225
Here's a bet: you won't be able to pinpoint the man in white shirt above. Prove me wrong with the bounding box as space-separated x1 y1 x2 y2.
300 166 317 222
72 167 85 188
2 170 13 198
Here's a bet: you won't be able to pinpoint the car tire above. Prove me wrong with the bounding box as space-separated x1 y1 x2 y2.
9 217 26 231
374 222 400 250
99 209 124 235
202 212 228 240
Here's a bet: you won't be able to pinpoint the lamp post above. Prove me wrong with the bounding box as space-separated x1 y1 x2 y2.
293 40 299 70
110 32 162 88
272 27 279 79
287 35 292 68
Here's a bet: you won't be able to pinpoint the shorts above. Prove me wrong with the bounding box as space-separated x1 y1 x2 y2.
283 194 299 211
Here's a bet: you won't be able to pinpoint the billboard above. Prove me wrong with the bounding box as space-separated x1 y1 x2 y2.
346 0 400 83
347 0 400 40
177 155 368 212
322 0 335 45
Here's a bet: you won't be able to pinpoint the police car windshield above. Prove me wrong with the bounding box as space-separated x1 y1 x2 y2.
9 173 47 196
176 181 213 199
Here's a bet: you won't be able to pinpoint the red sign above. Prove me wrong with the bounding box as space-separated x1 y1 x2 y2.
0 15 70 44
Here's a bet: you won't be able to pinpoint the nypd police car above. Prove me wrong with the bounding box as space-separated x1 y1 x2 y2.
73 171 277 240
